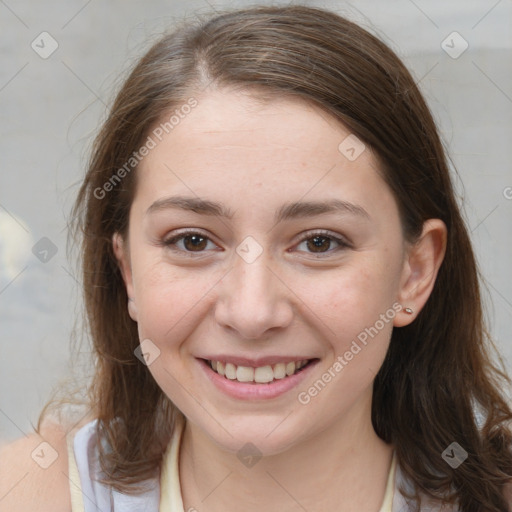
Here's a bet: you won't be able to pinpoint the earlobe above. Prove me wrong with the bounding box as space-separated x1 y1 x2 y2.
112 232 138 321
127 297 138 320
394 219 447 327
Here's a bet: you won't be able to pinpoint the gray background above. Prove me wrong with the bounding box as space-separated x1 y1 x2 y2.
1 0 511 443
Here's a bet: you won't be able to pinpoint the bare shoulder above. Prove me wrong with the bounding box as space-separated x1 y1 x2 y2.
0 419 84 512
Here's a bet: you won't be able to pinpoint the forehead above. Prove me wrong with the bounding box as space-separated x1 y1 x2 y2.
133 89 397 222
146 90 352 158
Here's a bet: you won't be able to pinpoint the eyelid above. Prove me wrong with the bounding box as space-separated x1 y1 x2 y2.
295 229 352 248
292 229 351 257
162 227 213 243
162 228 220 253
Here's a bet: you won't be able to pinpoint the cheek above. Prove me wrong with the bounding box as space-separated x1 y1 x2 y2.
298 255 399 373
132 259 218 351
305 256 398 327
297 266 396 408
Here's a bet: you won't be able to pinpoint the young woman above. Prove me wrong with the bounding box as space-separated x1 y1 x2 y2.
1 5 511 511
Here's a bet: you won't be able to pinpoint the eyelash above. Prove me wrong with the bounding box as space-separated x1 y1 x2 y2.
161 228 350 257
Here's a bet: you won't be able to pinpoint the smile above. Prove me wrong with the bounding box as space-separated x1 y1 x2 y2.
207 359 311 383
198 357 320 400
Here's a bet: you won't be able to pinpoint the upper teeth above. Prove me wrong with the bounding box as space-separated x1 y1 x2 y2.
209 360 309 383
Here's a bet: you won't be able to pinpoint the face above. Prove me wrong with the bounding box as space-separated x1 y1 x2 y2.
115 89 414 455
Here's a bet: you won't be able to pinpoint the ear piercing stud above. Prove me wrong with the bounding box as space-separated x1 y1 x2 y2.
404 307 413 315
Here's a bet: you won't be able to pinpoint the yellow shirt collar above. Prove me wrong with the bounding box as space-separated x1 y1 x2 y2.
159 415 396 512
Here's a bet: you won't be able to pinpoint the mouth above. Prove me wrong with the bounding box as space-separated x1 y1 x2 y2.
197 357 320 400
202 358 316 384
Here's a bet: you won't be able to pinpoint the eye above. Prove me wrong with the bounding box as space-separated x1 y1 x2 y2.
162 230 218 254
294 230 350 256
162 229 350 257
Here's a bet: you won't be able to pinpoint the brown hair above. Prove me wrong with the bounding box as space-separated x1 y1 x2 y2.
57 5 512 510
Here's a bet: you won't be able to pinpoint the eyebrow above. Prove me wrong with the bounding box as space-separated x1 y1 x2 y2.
146 195 370 223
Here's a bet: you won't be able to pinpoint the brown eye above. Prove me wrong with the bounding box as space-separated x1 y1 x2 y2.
295 230 349 256
306 235 334 253
182 234 208 251
163 231 216 253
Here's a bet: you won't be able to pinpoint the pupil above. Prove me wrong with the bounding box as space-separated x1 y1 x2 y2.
185 235 207 251
308 236 330 252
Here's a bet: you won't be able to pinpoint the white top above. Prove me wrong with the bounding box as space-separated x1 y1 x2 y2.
67 415 456 511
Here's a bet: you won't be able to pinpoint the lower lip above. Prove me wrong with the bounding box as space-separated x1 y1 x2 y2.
198 358 320 400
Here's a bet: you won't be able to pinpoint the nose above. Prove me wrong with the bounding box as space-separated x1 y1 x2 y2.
214 249 294 340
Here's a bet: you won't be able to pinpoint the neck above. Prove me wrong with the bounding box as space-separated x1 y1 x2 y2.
178 392 394 512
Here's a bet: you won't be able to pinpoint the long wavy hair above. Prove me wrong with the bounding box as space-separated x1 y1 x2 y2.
48 5 512 510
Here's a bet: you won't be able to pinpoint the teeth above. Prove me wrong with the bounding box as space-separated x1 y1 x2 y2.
236 366 254 382
273 363 286 379
225 363 237 380
208 359 310 383
285 362 296 376
254 366 274 383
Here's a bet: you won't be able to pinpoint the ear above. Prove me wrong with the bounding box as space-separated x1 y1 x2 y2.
394 219 447 327
113 232 138 321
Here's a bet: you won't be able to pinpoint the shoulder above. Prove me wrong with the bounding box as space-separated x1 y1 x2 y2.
0 418 90 512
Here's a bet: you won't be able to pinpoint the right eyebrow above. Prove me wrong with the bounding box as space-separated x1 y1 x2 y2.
146 196 235 219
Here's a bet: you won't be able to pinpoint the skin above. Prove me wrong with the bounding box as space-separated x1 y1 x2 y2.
0 419 87 511
0 88 446 512
112 89 447 512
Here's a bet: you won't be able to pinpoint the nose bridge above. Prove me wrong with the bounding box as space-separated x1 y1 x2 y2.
215 245 292 339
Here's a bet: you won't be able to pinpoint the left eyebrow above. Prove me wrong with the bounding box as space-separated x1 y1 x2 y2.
275 199 370 223
145 195 370 222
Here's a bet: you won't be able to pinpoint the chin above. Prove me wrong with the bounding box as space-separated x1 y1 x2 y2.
196 414 310 457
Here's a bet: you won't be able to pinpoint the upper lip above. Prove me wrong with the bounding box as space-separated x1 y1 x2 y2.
198 355 317 367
